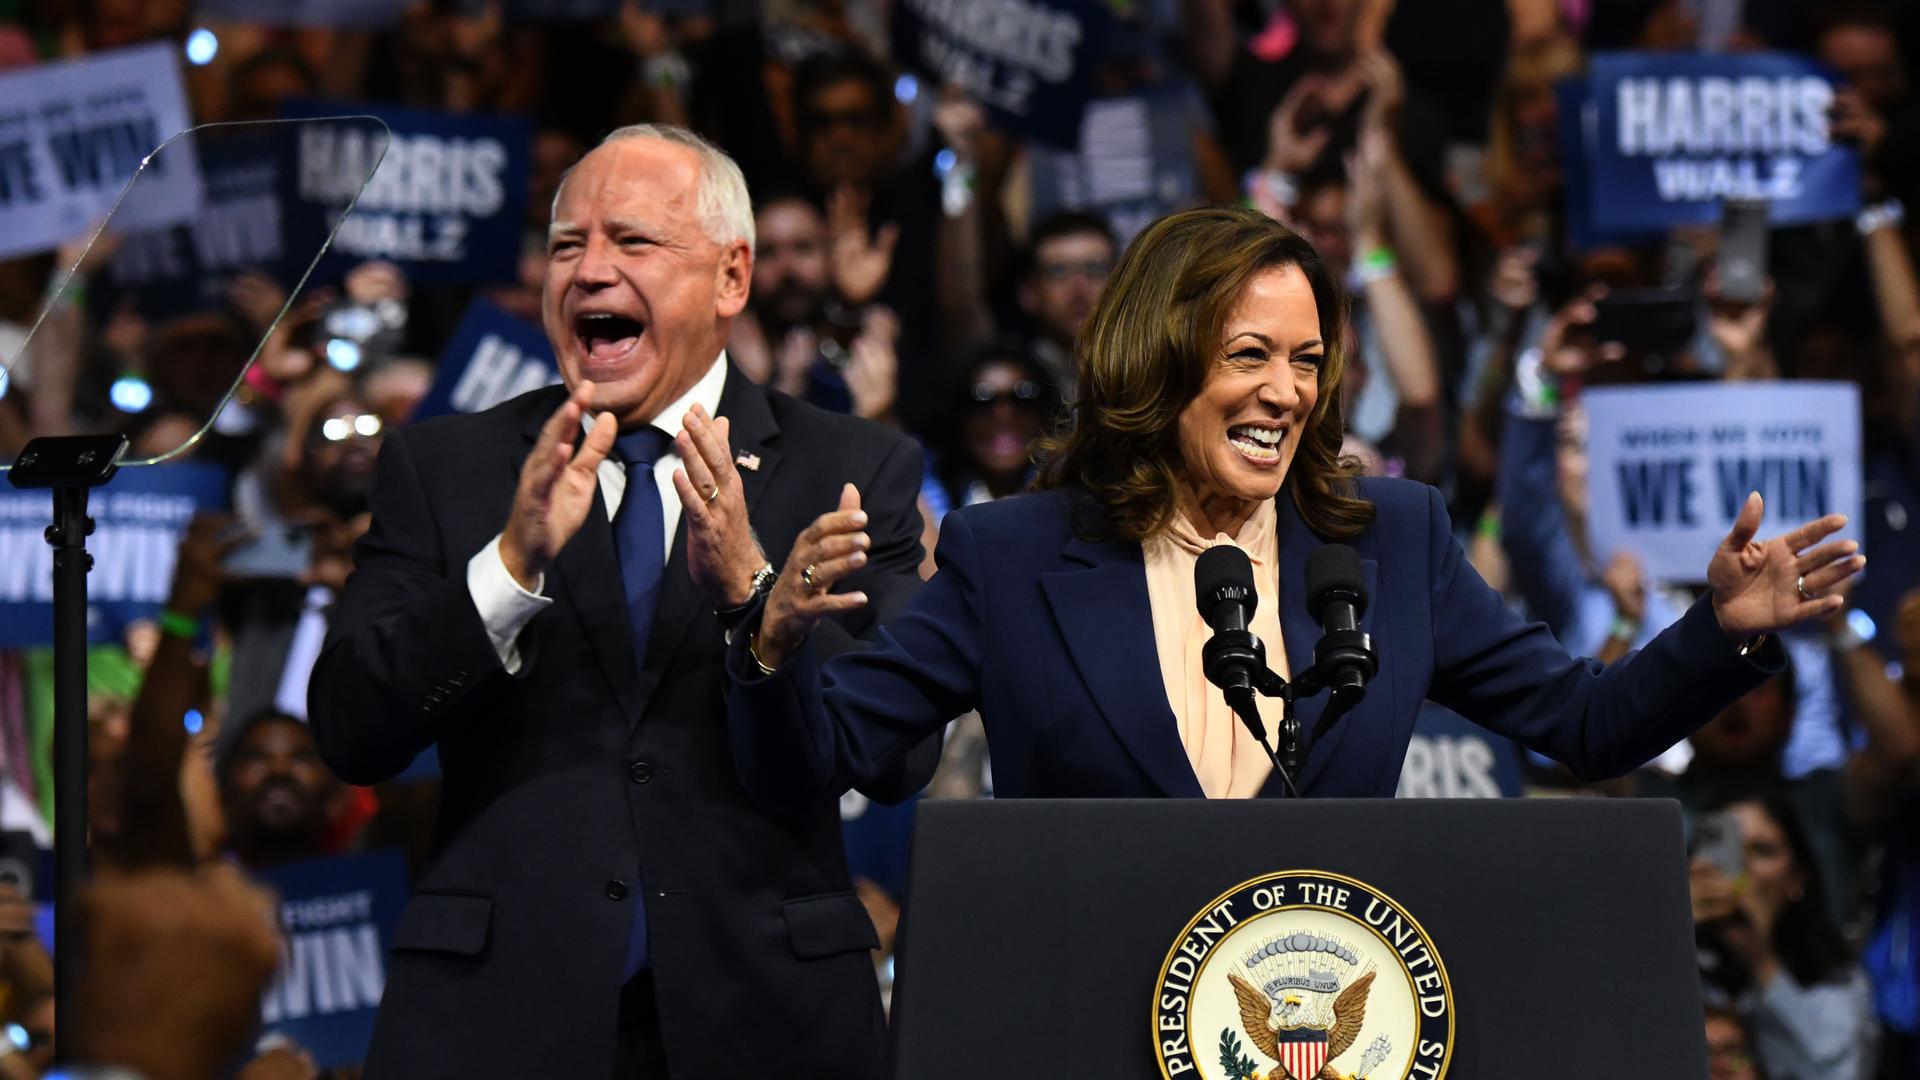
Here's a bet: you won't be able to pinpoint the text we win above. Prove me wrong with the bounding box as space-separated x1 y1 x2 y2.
1616 420 1833 527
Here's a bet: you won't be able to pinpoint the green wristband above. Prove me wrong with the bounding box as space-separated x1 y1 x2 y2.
157 609 198 639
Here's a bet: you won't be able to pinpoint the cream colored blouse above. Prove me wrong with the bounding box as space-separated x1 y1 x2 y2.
1141 500 1286 799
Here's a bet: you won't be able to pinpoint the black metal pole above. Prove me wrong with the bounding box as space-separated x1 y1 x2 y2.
49 484 91 1036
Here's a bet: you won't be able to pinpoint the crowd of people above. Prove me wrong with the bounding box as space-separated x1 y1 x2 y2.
0 0 1917 1076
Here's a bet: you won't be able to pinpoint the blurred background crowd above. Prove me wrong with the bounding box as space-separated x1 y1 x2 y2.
0 0 1917 1076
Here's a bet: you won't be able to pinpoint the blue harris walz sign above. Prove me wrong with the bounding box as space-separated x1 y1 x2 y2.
412 298 560 421
253 849 411 1069
280 101 530 285
891 0 1112 149
1566 52 1860 238
0 463 227 647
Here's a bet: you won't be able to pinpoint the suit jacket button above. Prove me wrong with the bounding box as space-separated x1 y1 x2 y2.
629 761 652 784
605 880 629 901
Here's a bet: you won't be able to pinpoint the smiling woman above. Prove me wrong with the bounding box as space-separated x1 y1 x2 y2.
1033 206 1372 545
729 203 1861 811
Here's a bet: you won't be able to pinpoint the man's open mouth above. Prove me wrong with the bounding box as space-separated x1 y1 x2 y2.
575 312 644 361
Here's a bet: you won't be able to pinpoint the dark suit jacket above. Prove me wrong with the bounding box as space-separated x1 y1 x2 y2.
309 370 930 1079
728 477 1784 809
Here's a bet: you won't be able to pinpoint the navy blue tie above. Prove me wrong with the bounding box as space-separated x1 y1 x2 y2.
612 425 671 979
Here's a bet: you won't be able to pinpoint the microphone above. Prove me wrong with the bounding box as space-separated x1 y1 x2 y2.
1195 546 1265 722
1303 544 1378 728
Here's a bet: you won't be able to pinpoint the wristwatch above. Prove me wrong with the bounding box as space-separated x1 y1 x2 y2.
716 563 777 630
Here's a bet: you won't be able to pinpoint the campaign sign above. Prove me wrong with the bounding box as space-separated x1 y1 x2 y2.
0 463 227 647
413 299 559 421
1584 381 1861 584
1395 704 1525 799
253 849 410 1068
891 0 1112 148
1584 51 1860 233
280 101 529 285
0 43 201 260
104 130 292 317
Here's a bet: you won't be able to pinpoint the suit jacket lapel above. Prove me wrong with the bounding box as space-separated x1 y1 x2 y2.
516 387 647 721
630 366 783 726
1040 534 1205 798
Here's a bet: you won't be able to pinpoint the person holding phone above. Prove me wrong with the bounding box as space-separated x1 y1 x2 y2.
1691 794 1877 1080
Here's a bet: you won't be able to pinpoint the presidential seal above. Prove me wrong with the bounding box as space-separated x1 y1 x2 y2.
1152 871 1453 1080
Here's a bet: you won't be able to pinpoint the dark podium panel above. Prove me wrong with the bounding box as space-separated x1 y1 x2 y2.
891 799 1708 1080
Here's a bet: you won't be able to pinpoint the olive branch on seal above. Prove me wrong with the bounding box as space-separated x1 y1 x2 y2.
1218 1029 1261 1080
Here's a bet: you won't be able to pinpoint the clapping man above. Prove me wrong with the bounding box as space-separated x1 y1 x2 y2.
311 125 931 1078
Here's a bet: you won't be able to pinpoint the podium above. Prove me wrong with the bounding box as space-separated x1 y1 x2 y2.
890 798 1709 1079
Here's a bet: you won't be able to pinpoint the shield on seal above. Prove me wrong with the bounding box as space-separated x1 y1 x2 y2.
1274 1028 1328 1079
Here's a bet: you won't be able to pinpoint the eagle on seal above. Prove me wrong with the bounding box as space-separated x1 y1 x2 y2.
1227 970 1375 1080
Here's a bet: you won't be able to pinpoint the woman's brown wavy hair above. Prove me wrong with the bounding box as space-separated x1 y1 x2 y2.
1033 205 1374 542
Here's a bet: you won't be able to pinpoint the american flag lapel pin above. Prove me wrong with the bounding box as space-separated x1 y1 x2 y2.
735 451 761 472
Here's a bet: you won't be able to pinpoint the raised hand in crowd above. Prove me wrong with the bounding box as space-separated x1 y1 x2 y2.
344 259 409 307
69 863 282 1080
115 512 243 869
302 509 374 593
499 381 617 592
772 324 821 400
1263 75 1340 179
1832 586 1920 824
167 511 243 620
1456 247 1544 502
930 87 996 345
99 296 148 368
228 270 290 335
1343 138 1390 243
844 305 899 424
1598 551 1647 665
827 185 899 308
932 87 986 166
1488 246 1541 317
1538 288 1614 383
1829 87 1889 167
1353 45 1458 303
1704 271 1777 381
1355 44 1405 140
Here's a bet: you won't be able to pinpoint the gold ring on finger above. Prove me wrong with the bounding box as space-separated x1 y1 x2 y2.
802 563 819 590
703 484 720 505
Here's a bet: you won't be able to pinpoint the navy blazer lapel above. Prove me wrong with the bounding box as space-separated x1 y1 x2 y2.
630 366 783 724
516 389 646 720
1266 491 1381 794
1040 534 1205 798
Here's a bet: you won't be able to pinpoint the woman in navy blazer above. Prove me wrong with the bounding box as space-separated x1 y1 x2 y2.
702 206 1863 810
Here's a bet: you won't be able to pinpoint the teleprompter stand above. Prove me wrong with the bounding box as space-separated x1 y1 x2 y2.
8 433 131 1039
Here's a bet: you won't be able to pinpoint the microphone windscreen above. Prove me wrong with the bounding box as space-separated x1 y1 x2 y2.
1305 544 1366 622
1194 545 1257 627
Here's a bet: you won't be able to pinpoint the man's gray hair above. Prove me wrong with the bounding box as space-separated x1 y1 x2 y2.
553 124 756 255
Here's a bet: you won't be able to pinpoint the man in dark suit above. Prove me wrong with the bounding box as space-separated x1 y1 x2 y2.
308 124 929 1079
